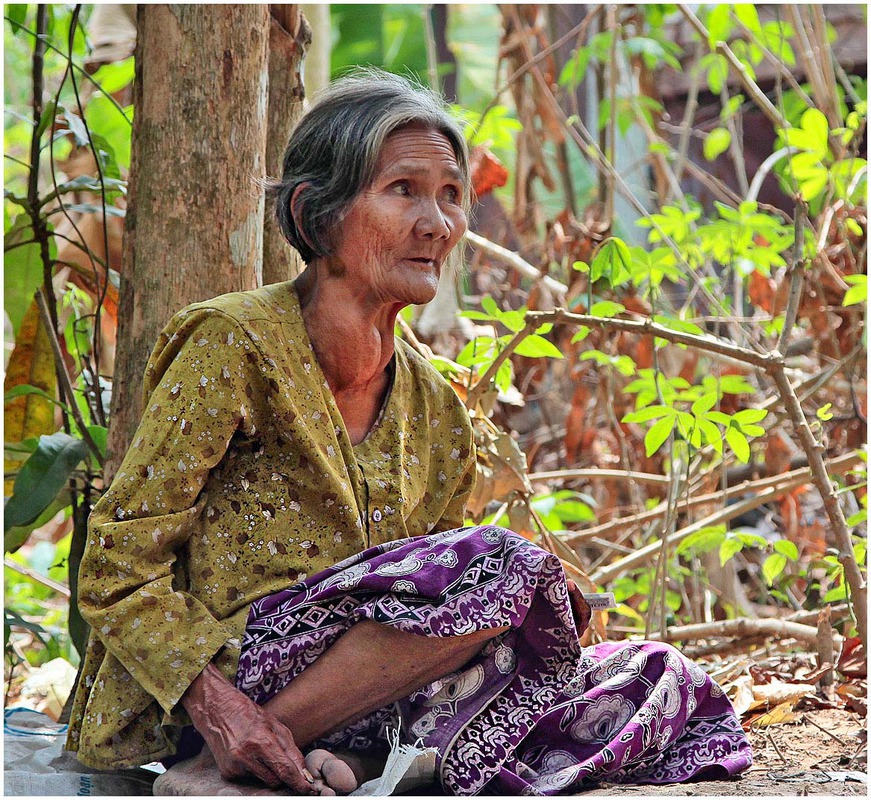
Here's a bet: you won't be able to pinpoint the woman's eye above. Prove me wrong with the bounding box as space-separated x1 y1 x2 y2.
443 186 460 202
392 182 411 196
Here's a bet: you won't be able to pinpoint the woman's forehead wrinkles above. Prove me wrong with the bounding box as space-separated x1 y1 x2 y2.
378 160 464 183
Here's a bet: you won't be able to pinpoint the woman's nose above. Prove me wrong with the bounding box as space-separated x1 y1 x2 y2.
414 198 451 239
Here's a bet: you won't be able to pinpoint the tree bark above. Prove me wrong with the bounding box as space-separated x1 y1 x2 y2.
107 4 271 478
262 6 311 285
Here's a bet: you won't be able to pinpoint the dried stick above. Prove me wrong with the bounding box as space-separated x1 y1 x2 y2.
464 231 569 295
4 556 71 598
673 42 703 187
776 200 806 354
769 364 866 645
529 468 670 485
647 617 843 649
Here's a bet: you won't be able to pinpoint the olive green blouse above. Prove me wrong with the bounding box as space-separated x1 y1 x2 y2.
65 280 476 769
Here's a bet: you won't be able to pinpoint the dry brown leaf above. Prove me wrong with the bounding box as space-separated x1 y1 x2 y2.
747 700 798 728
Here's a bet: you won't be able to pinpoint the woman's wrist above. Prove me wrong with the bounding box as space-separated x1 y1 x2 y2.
181 662 236 726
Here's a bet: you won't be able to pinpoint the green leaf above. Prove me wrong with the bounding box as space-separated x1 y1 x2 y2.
622 405 673 424
651 315 705 336
691 392 718 416
590 237 632 286
676 526 727 556
762 553 788 585
725 425 751 462
732 408 768 424
703 127 732 161
697 418 724 453
481 295 499 317
571 326 590 343
590 300 626 318
773 539 799 561
90 57 135 95
4 432 88 533
644 415 675 456
6 4 28 35
823 584 847 602
513 335 564 359
4 383 68 410
842 274 867 307
733 4 763 38
86 425 108 459
734 531 768 549
719 537 744 566
5 491 71 554
800 107 830 156
36 99 57 140
816 403 834 421
553 499 596 523
706 5 732 46
559 46 591 90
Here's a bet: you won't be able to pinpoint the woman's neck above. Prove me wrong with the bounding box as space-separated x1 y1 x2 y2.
295 266 401 396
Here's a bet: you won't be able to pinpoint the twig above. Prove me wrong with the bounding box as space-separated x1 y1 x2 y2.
786 5 831 126
673 42 703 187
396 315 433 359
646 617 843 649
465 317 539 410
4 556 71 598
816 605 835 693
529 468 670 485
34 289 105 467
787 603 850 627
421 5 439 92
678 4 789 130
766 729 788 764
464 231 568 295
802 713 849 747
523 309 774 368
746 147 799 203
769 363 866 647
776 200 806 354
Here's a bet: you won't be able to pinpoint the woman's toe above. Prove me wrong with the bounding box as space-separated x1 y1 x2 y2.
304 749 358 796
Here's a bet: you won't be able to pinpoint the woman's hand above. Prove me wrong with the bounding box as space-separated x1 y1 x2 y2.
182 662 315 792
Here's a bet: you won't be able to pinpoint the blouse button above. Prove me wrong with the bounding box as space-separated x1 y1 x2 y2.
372 509 383 523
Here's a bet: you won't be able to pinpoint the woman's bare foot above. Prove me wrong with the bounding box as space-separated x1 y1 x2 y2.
304 749 386 796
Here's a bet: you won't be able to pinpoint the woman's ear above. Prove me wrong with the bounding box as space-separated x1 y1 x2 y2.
290 183 316 253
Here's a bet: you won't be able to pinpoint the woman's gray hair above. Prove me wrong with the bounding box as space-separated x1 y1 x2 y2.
270 67 470 265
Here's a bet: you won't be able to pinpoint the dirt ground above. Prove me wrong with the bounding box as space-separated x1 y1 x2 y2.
580 707 867 797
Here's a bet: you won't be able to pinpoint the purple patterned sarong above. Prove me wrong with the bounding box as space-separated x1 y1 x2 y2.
237 527 752 794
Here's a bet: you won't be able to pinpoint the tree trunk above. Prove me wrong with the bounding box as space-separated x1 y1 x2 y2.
106 4 271 478
262 6 311 285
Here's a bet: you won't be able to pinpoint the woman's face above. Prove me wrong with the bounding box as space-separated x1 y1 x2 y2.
327 124 468 307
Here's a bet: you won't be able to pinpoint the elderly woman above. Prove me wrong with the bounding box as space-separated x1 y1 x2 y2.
66 70 751 795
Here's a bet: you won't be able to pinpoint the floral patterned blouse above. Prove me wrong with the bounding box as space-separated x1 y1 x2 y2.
65 279 476 769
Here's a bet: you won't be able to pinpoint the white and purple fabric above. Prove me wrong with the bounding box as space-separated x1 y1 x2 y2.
237 527 752 795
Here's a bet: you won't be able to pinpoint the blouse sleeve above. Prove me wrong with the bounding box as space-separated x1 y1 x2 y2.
78 307 265 714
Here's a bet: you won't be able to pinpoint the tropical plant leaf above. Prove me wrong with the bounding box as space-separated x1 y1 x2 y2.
4 300 58 495
4 432 88 533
